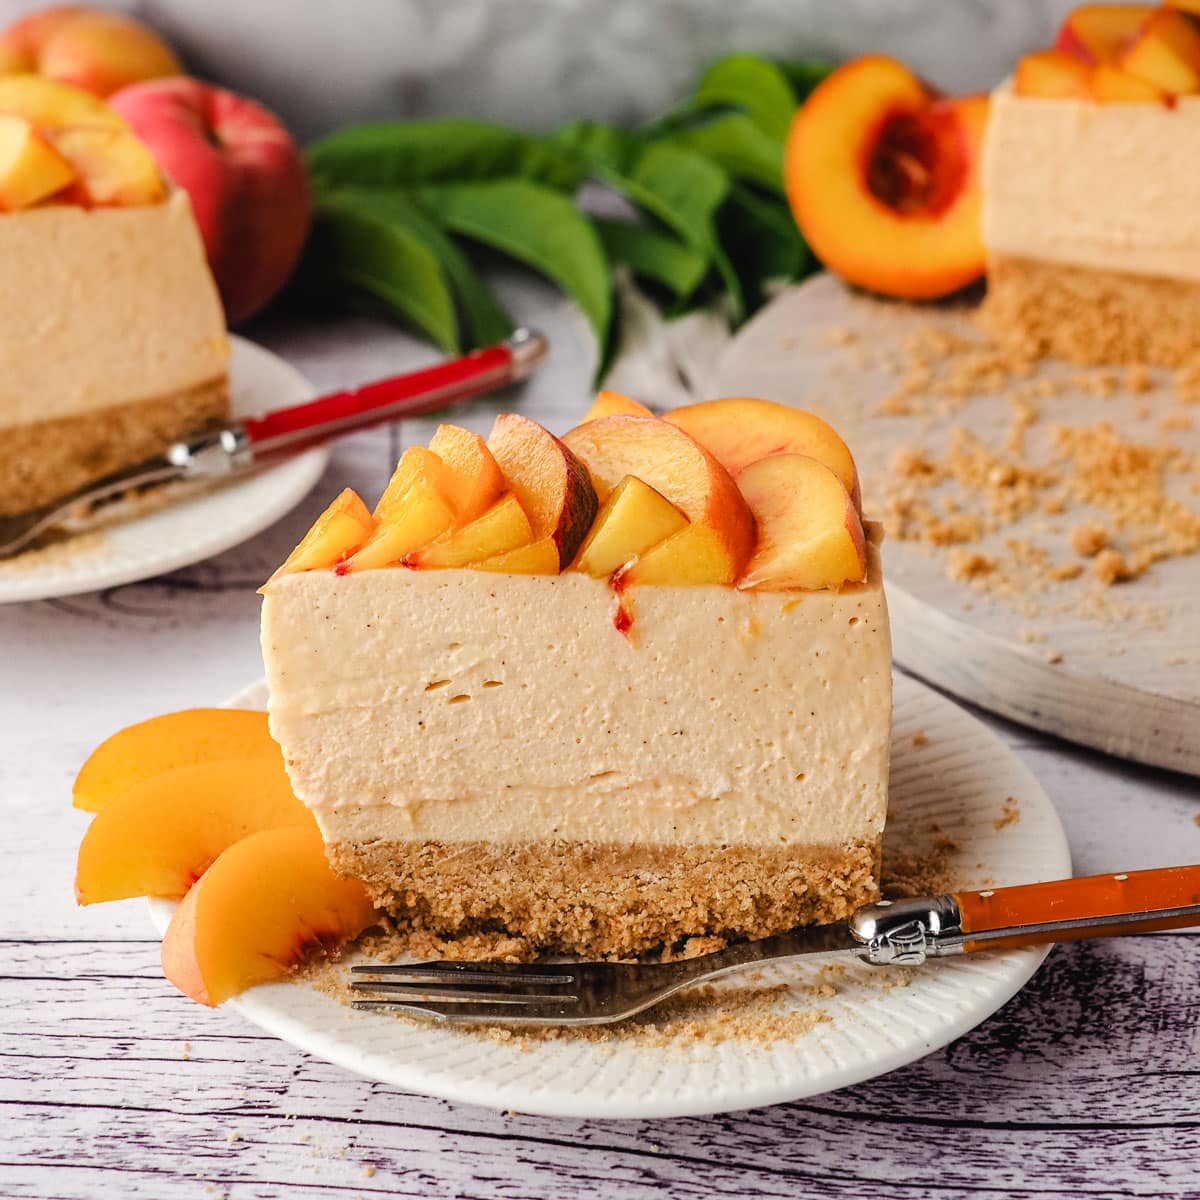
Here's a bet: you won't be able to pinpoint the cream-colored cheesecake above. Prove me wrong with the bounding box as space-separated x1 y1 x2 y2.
980 82 1200 365
260 401 891 958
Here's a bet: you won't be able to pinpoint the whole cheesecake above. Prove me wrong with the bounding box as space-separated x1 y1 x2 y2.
0 76 227 518
260 397 892 958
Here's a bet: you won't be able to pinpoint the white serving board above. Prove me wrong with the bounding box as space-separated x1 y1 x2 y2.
717 274 1200 776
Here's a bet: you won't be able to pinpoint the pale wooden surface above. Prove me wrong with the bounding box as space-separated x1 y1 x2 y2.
3 280 1200 1197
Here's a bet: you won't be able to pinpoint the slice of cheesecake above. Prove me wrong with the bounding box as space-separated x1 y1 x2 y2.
0 77 227 518
261 401 891 958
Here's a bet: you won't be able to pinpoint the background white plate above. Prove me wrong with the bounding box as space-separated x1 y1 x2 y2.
150 673 1071 1120
0 335 327 604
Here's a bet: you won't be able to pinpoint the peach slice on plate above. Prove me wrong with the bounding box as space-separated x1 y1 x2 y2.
1056 4 1148 63
563 416 755 585
580 390 654 422
73 708 277 812
1119 8 1200 95
487 413 598 566
572 475 688 578
428 423 505 523
409 492 534 569
1013 50 1094 98
75 757 314 904
1090 62 1166 100
736 454 867 592
0 113 76 208
470 535 560 575
161 825 376 1007
666 397 861 510
264 488 376 585
784 55 988 300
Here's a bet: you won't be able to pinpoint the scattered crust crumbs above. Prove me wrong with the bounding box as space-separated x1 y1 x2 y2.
911 730 928 747
1070 522 1108 557
1093 548 1135 586
993 797 1021 831
881 834 962 898
1195 814 1200 827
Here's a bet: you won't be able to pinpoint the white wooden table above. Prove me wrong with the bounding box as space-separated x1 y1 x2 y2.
3 282 1199 1198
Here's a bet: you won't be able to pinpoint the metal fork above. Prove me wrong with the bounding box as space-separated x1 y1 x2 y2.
350 866 1200 1026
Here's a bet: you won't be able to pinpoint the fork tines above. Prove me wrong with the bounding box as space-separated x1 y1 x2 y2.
350 960 580 1013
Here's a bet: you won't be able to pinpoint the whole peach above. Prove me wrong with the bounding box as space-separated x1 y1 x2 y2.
111 77 311 324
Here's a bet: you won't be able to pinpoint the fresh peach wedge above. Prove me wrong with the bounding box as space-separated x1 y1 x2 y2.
409 492 534 569
1056 4 1149 63
48 123 166 205
470 536 560 575
372 447 450 520
1091 62 1166 100
487 413 598 567
0 74 127 130
74 708 277 812
0 113 76 209
563 416 755 585
1014 50 1094 98
1119 7 1200 95
580 390 654 422
75 758 315 904
161 825 376 1007
345 478 454 572
666 398 861 511
736 454 867 592
785 56 989 300
572 475 688 578
428 424 505 523
263 489 376 587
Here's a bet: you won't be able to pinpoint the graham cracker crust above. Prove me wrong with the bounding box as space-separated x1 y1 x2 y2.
0 375 228 516
330 838 882 958
979 254 1200 368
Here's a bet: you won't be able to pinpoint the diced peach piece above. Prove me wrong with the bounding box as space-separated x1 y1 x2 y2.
487 413 598 567
75 758 315 904
1056 4 1149 63
665 398 861 511
580 390 654 422
1013 50 1094 98
74 708 278 813
161 825 376 1007
46 123 165 205
785 56 988 300
344 477 455 572
572 475 688 578
1090 62 1166 99
735 454 867 592
409 493 534 569
0 73 125 128
469 536 561 575
264 489 376 586
1118 8 1200 94
0 113 75 209
563 416 755 585
427 424 505 523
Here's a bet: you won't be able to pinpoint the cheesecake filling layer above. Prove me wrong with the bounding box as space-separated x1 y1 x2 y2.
981 86 1200 281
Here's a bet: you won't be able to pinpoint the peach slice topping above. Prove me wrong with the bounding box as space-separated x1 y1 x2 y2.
75 757 315 904
1118 7 1200 95
580 390 654 422
736 454 867 592
1014 50 1094 98
428 423 505 523
161 825 376 1007
409 492 534 569
470 536 561 575
264 488 376 586
571 474 688 578
0 113 75 208
73 708 277 813
1055 4 1149 64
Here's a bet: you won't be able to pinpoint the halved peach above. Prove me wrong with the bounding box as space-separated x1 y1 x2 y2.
0 74 126 129
1119 7 1200 94
1056 4 1148 63
784 55 988 300
487 413 598 566
161 825 376 1007
343 477 455 572
76 758 314 905
428 424 505 523
408 492 534 569
0 113 75 209
47 123 165 205
581 390 654 422
73 708 277 813
264 489 376 586
470 536 560 575
563 416 755 585
735 454 867 592
1091 62 1166 99
571 475 688 578
1013 50 1094 98
665 398 861 511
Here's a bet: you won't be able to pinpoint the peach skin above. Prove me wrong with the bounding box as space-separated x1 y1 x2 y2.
161 825 376 1007
75 758 315 905
785 55 988 300
73 708 277 813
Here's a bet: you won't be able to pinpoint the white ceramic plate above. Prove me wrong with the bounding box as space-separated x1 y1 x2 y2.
149 673 1070 1120
0 335 327 604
